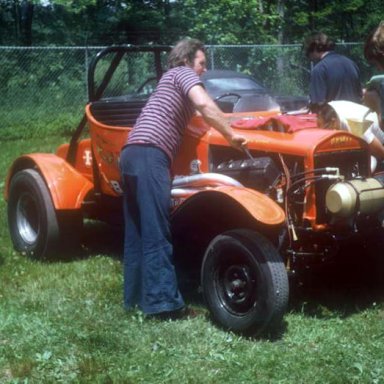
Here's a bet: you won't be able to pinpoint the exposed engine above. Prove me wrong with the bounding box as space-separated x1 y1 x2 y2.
172 142 384 269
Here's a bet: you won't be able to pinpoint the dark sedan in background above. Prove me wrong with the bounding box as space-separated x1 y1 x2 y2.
201 70 308 113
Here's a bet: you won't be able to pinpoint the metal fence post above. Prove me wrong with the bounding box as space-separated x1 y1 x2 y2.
209 45 215 70
85 47 89 102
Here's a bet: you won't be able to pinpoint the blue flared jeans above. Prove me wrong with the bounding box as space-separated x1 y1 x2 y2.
119 144 184 314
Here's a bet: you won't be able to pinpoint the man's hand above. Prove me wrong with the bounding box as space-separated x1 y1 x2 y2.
228 134 248 150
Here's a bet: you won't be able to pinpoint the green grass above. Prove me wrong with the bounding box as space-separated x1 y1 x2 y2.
0 104 84 141
1 136 384 383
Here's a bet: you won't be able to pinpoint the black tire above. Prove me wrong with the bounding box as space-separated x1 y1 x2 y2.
201 229 289 336
7 169 81 260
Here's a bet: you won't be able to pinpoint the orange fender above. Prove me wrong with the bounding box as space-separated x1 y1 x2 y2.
172 186 285 227
5 153 93 210
214 186 285 225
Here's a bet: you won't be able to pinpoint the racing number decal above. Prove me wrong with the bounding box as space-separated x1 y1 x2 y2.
83 150 93 167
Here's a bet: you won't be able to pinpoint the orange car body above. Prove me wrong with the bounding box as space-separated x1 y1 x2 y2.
5 106 367 227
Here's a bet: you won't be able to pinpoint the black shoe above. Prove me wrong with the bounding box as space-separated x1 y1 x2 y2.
146 306 203 321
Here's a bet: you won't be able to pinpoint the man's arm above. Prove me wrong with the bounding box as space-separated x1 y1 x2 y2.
363 89 383 130
188 84 247 149
368 136 384 160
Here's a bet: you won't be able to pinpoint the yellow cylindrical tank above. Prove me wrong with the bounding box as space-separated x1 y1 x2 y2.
326 178 384 217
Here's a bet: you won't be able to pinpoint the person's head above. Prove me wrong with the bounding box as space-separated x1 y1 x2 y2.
317 104 340 130
167 38 207 75
304 32 335 61
364 21 384 71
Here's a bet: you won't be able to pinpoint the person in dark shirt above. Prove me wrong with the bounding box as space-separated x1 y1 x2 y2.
304 32 362 112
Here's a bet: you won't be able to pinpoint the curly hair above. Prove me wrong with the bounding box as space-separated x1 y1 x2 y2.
303 32 335 58
317 104 339 129
167 38 205 69
364 21 384 64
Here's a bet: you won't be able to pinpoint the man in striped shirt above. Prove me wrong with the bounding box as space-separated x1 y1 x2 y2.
119 38 247 319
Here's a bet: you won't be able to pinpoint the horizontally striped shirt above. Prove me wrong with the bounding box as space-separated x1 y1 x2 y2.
127 66 202 161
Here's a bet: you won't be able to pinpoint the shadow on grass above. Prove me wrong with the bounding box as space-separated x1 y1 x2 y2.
58 222 384 338
61 220 200 303
289 249 384 319
79 220 124 260
54 220 124 263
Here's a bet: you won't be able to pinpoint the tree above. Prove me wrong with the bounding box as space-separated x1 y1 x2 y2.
0 0 383 46
180 0 281 45
283 0 383 44
0 0 34 45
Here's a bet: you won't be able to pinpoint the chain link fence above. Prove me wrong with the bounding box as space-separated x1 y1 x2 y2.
0 43 371 140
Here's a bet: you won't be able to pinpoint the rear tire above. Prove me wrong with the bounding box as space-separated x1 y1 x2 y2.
201 229 289 336
7 169 81 260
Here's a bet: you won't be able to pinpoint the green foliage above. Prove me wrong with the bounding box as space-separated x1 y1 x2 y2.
0 47 92 140
0 105 83 140
0 47 90 101
1 0 383 46
283 0 383 44
53 0 98 12
182 0 280 44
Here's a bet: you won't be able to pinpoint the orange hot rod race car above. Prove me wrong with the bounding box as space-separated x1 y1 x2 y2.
5 46 384 336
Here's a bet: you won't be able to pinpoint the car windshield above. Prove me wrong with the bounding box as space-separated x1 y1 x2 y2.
204 77 265 93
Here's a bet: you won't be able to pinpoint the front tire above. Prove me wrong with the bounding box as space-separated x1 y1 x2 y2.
7 169 80 260
201 229 289 336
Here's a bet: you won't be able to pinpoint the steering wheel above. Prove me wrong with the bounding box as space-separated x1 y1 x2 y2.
214 93 242 113
214 93 242 103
